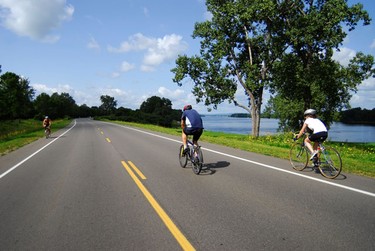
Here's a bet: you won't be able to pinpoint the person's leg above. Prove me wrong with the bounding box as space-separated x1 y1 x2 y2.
182 131 187 149
313 142 318 151
192 129 203 147
304 137 314 154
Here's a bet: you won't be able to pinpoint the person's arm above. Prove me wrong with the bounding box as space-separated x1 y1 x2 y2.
296 123 308 139
181 119 185 130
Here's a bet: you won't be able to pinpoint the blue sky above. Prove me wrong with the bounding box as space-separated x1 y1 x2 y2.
0 0 374 114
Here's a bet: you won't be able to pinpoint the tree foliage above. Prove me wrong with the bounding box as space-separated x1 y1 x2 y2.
269 0 374 131
139 96 181 127
339 107 375 125
0 72 35 120
100 95 117 115
33 92 76 119
172 0 374 135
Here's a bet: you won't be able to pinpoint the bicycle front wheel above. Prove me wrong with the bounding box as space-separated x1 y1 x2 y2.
192 147 203 175
179 145 187 168
318 146 342 179
289 143 308 171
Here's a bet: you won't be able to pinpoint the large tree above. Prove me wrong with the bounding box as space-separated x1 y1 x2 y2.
172 0 374 136
99 95 117 115
0 72 34 120
269 0 374 131
172 0 289 137
139 96 180 127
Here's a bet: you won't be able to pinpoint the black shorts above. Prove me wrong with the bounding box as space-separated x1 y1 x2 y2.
183 128 203 142
309 131 328 142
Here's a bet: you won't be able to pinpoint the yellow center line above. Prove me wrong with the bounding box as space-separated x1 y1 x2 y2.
128 161 147 180
121 161 195 251
106 138 111 142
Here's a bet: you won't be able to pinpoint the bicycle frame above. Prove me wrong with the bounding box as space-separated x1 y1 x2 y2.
179 138 203 175
290 137 342 179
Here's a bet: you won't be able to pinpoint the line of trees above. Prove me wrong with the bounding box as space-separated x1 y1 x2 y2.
339 107 375 125
0 68 181 127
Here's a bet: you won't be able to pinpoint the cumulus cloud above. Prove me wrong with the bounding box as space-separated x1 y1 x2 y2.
32 83 73 94
0 0 74 42
332 47 356 66
107 33 154 53
351 78 375 109
108 33 188 71
87 36 100 50
120 61 135 72
204 11 213 21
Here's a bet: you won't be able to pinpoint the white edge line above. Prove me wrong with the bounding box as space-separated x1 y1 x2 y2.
107 121 375 198
0 120 77 179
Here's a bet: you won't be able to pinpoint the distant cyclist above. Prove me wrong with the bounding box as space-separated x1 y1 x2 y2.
181 105 204 155
295 109 328 160
42 116 52 135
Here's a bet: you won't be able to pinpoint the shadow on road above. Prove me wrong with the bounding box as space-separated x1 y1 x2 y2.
299 165 347 180
199 161 231 175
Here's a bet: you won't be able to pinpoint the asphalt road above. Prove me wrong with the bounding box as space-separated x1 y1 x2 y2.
1 118 374 250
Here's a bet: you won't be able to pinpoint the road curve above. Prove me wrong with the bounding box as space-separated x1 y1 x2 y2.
0 118 374 250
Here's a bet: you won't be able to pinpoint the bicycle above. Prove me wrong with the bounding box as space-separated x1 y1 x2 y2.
289 134 342 179
44 127 51 139
179 138 204 175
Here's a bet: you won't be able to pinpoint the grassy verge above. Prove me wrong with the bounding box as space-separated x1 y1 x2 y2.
104 120 375 178
0 119 72 155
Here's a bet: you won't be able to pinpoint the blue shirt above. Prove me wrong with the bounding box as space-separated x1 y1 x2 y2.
181 109 203 129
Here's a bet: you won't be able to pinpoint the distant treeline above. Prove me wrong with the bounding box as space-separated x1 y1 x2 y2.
230 108 375 126
339 107 375 125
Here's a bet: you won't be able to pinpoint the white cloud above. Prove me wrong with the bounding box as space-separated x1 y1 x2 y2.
204 11 213 21
120 61 135 72
143 34 187 66
108 33 188 71
87 36 100 50
0 0 74 42
107 33 154 53
140 65 155 72
32 83 73 94
350 77 375 109
332 47 356 66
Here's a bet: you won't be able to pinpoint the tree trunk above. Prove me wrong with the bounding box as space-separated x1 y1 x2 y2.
251 104 261 138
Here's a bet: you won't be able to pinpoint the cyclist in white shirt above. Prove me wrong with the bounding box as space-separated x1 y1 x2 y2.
295 109 328 160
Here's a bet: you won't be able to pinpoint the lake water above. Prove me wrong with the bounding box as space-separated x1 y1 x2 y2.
201 115 375 143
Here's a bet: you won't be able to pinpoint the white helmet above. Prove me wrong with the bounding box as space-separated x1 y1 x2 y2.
304 109 316 116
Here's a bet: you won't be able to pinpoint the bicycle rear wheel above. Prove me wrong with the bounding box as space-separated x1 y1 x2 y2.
318 146 342 179
289 143 308 171
45 129 50 139
192 147 203 175
179 145 188 168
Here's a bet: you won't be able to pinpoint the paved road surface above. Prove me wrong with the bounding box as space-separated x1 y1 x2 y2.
1 118 374 250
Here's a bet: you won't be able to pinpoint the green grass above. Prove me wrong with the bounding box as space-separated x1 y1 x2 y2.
104 120 375 178
0 119 72 155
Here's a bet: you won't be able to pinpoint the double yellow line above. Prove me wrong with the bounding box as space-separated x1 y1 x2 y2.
121 161 195 251
99 127 195 250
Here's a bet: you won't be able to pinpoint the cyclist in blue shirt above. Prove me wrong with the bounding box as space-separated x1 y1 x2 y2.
181 105 204 155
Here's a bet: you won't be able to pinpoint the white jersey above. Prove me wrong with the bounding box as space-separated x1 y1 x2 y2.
304 117 327 134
